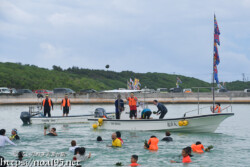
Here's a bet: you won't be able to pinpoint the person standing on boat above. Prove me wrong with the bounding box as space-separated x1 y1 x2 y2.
41 94 53 117
210 103 221 113
153 100 168 119
126 93 138 119
61 94 71 117
115 94 124 119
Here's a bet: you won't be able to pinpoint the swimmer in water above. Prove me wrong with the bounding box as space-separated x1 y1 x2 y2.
144 136 159 151
161 131 173 142
170 147 192 163
130 155 140 166
44 127 57 136
191 141 205 153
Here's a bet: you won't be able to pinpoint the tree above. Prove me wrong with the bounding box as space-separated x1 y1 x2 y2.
52 65 63 71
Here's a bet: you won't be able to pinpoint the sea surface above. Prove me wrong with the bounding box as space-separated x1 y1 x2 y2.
0 104 249 167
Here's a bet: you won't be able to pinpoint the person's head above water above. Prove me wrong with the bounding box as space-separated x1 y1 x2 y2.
153 100 158 105
12 129 18 135
150 135 157 138
185 146 192 157
71 140 76 146
131 155 138 163
74 147 86 155
111 133 117 140
18 151 24 160
165 131 171 136
0 129 6 136
182 147 189 157
97 136 102 141
51 128 56 132
196 141 202 145
116 131 121 138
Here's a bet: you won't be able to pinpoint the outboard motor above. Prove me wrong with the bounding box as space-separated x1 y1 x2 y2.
20 112 31 125
94 108 108 118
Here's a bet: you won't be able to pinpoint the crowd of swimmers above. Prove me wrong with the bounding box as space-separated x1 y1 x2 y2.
1 125 215 166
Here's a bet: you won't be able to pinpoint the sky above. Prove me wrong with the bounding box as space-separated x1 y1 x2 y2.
0 0 250 83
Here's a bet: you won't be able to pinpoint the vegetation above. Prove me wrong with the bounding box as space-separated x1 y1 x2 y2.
0 62 249 91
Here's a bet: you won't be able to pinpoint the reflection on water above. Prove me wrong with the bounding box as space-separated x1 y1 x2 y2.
0 104 249 166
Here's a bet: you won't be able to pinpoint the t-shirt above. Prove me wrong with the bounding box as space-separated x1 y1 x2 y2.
112 138 122 147
182 155 192 163
47 133 56 136
0 135 16 147
161 136 173 142
69 146 79 152
73 154 89 162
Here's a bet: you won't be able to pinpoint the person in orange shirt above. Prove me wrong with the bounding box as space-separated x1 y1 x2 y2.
41 94 53 117
130 155 140 166
171 147 192 163
191 141 205 153
61 94 71 117
210 103 221 113
145 136 159 151
126 93 138 119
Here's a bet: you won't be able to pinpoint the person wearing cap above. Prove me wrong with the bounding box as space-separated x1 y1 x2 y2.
41 94 53 117
9 128 20 140
115 94 124 119
61 94 71 117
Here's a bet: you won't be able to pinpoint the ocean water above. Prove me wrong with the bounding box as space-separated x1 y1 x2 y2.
0 104 249 167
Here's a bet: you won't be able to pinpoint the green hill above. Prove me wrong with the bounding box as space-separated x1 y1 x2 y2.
0 62 249 91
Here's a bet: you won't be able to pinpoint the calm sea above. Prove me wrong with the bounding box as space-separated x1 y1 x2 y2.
0 104 249 167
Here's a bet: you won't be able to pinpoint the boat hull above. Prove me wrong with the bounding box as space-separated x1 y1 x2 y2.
30 115 92 124
88 113 234 132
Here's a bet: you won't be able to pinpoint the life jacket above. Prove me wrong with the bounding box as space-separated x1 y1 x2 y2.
182 155 192 163
62 98 70 107
43 98 52 107
148 137 159 150
9 134 16 140
214 106 221 113
191 144 204 153
130 163 140 166
128 97 137 106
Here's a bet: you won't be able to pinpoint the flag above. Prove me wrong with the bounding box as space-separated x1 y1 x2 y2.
213 15 221 85
214 15 220 45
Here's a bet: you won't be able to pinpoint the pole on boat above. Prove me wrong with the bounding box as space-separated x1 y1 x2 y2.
212 15 215 113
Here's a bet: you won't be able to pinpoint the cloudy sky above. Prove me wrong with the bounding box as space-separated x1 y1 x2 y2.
0 0 250 82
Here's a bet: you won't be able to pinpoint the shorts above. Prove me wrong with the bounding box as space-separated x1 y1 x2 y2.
130 110 137 118
144 111 152 119
63 107 69 114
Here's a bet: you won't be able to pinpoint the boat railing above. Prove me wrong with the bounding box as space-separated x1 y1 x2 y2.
29 106 41 116
183 106 210 117
183 104 232 118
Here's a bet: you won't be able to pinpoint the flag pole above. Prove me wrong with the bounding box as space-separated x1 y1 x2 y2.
212 14 215 113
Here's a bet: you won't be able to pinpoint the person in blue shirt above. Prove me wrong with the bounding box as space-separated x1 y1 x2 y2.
115 94 124 119
141 108 152 119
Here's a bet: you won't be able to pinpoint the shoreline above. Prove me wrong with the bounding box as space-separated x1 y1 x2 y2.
1 92 250 105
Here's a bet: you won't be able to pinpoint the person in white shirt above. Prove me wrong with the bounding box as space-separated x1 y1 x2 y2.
69 140 79 153
0 129 16 147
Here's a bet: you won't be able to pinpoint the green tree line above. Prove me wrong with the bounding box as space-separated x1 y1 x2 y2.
0 62 249 91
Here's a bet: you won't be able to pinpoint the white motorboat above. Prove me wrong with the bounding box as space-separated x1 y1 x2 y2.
20 107 114 125
88 112 233 132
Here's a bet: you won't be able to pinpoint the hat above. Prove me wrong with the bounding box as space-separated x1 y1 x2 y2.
45 94 49 97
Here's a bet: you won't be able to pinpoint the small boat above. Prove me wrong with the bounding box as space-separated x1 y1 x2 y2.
20 107 114 125
88 112 234 133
